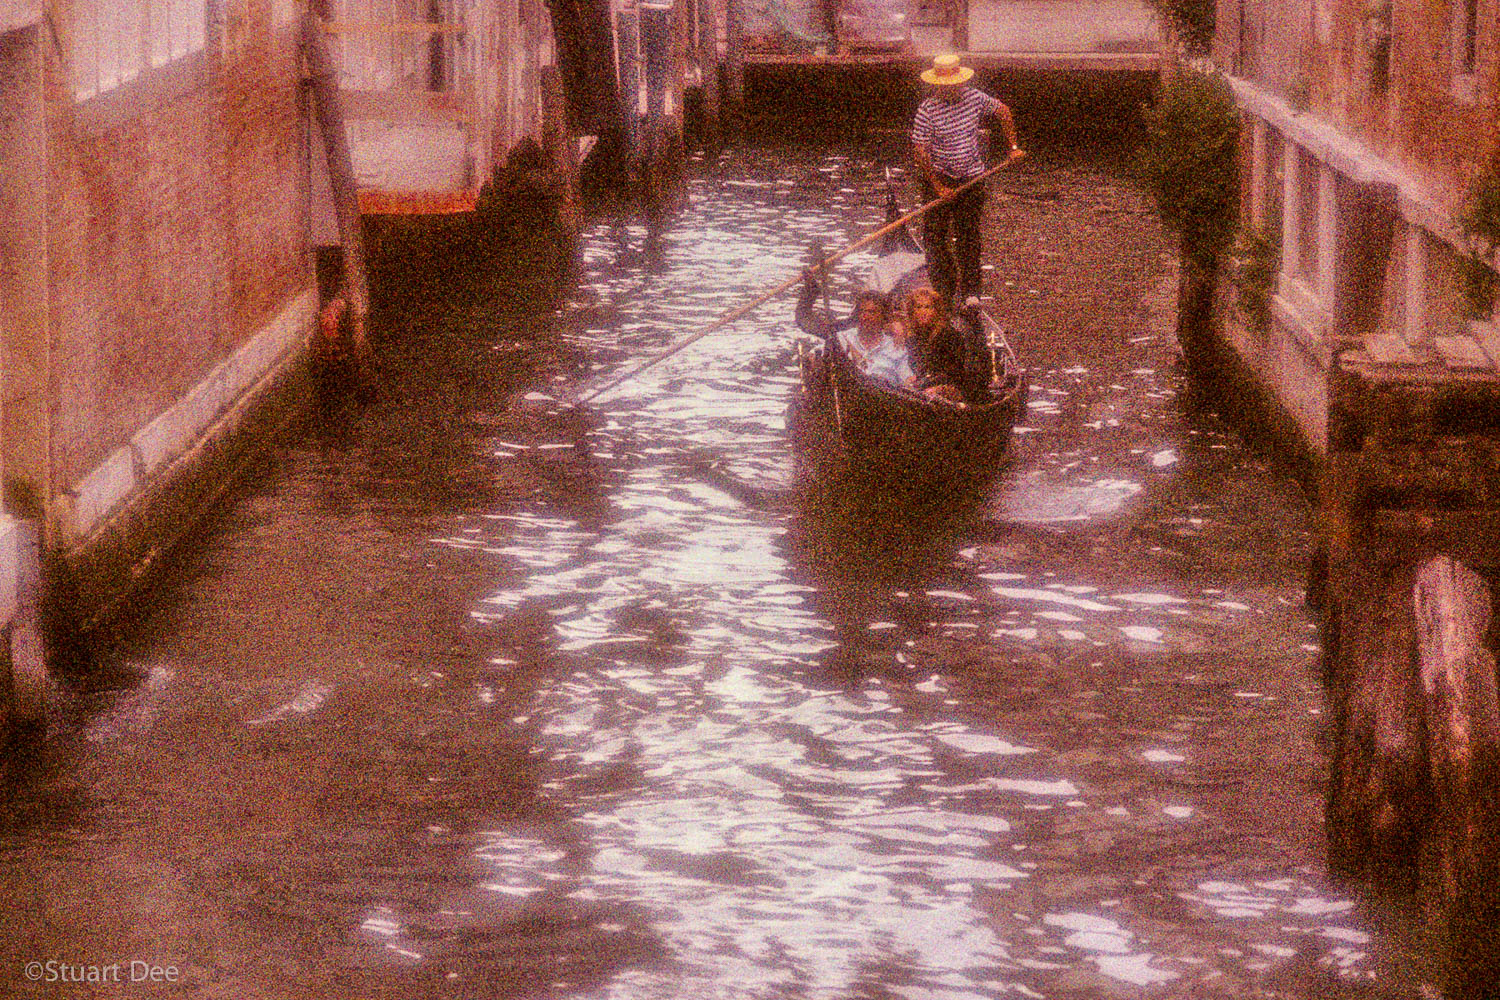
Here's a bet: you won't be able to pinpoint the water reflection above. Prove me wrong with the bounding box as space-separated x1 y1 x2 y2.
0 143 1400 1000
454 146 1384 998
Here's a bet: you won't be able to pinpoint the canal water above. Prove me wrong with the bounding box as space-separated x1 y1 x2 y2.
1 141 1413 998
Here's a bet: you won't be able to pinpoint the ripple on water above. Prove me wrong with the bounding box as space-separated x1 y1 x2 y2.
440 149 1377 997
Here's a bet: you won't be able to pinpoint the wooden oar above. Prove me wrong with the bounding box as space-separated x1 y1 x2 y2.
572 153 1025 405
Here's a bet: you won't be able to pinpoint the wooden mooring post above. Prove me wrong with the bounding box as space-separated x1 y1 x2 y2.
723 0 745 125
695 0 722 151
301 12 371 359
639 1 685 222
1313 427 1500 996
616 8 642 183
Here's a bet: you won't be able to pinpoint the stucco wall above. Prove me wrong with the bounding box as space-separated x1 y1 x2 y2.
1222 0 1499 207
44 2 313 507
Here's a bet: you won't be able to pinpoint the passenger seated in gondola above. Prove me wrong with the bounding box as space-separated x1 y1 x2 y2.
903 286 982 405
796 276 914 388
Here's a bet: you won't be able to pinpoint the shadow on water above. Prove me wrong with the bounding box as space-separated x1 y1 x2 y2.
782 459 1002 683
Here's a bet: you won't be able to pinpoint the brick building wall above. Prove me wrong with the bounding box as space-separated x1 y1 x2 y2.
47 78 231 491
1220 0 1498 202
43 0 315 512
222 10 310 345
1387 0 1498 191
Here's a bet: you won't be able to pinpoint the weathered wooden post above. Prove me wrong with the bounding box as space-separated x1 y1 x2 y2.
616 8 642 184
540 66 583 236
723 0 745 125
1413 552 1500 991
1312 425 1500 997
301 12 371 358
641 1 676 220
696 0 722 151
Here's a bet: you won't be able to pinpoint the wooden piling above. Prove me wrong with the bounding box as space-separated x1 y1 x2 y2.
723 0 745 124
642 2 670 167
696 0 722 151
1312 431 1500 997
616 9 642 179
540 66 582 236
301 12 370 357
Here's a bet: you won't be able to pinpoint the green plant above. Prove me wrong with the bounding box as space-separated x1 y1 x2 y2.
1459 167 1500 318
1232 225 1281 333
1135 69 1242 273
1146 0 1216 54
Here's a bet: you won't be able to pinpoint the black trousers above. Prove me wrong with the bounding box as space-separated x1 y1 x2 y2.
921 177 986 302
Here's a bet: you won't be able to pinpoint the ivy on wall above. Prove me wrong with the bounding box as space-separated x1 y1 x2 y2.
1145 0 1216 55
1231 225 1281 333
1135 69 1242 274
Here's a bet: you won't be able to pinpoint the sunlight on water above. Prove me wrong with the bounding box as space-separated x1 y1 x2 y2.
441 148 1375 997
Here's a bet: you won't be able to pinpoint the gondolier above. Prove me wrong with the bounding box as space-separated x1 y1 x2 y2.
911 54 1024 308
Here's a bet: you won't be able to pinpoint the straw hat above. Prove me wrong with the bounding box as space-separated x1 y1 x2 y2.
921 53 974 86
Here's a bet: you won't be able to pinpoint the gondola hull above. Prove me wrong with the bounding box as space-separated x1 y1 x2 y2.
788 344 1028 506
787 197 1027 505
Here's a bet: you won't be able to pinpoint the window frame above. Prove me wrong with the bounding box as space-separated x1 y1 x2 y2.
71 0 208 104
1452 0 1480 103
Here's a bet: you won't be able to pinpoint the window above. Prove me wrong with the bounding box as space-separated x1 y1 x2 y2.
71 0 207 101
1295 149 1320 286
1453 0 1480 100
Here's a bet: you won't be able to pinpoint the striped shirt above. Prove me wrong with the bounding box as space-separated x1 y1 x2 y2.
911 88 1000 180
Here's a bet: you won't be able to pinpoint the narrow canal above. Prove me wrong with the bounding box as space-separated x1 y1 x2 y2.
3 138 1415 998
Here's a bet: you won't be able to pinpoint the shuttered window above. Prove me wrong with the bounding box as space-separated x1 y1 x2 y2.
71 0 207 101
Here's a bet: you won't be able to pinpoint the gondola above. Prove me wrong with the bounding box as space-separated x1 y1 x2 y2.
786 205 1028 504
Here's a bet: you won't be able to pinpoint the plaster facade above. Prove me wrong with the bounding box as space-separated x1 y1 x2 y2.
1213 0 1499 456
0 3 319 693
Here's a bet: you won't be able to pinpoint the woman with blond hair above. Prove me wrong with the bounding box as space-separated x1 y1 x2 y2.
903 286 975 405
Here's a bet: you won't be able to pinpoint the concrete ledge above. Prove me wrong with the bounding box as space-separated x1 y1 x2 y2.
743 50 1160 71
0 2 41 33
1226 74 1494 264
64 289 317 544
129 288 316 481
66 447 136 544
965 0 1156 53
58 287 317 630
